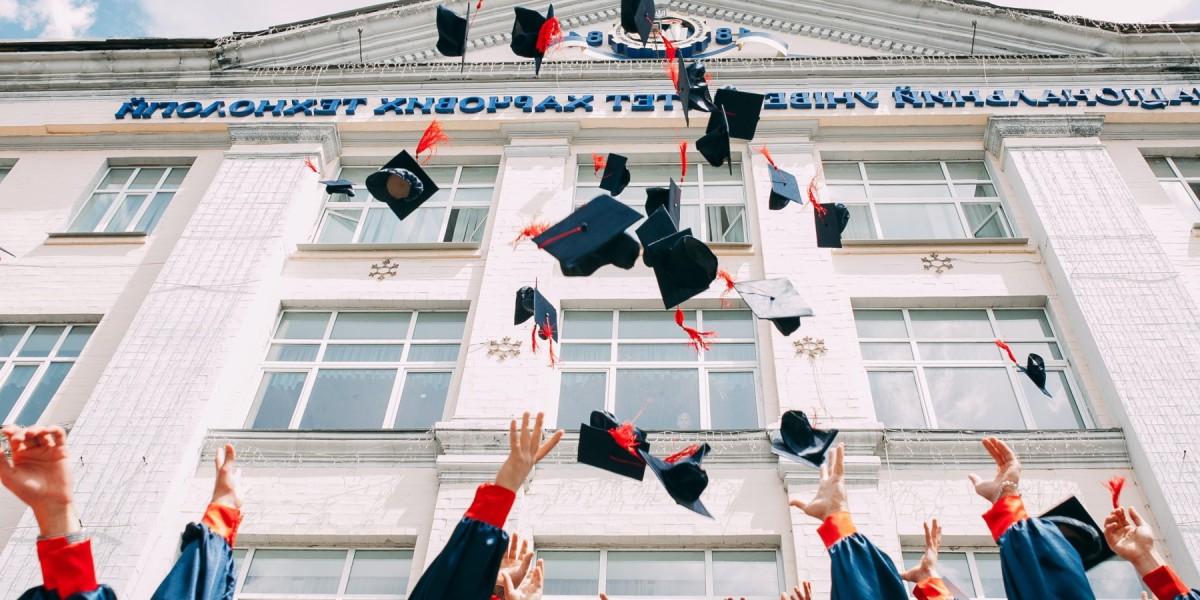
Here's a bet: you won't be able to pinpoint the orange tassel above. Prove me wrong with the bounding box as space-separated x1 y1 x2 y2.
536 16 562 53
808 177 827 218
512 221 550 248
416 120 450 163
609 423 641 457
759 147 777 169
704 71 713 83
717 269 736 308
665 444 700 464
661 34 677 62
994 339 1019 365
543 315 557 368
667 62 679 89
1106 476 1126 509
476 0 483 8
675 308 716 353
304 158 318 174
679 141 688 182
592 153 607 176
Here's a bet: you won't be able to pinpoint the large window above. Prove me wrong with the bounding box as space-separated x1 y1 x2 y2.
822 161 1013 241
0 325 94 425
1146 156 1200 213
315 165 495 244
575 157 748 243
540 549 781 598
67 166 189 234
856 308 1086 430
232 547 412 598
556 310 758 431
247 311 465 430
901 549 1143 599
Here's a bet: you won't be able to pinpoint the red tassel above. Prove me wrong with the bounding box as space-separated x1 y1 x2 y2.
675 308 716 353
592 153 607 176
530 322 539 354
704 71 713 83
808 177 827 218
759 147 777 169
666 62 679 89
512 221 550 248
543 315 557 368
416 120 450 163
476 0 483 8
994 339 1019 365
304 158 318 174
664 444 700 465
661 34 677 63
679 141 688 182
536 225 584 249
608 423 641 457
717 269 736 308
1106 476 1126 509
536 16 562 54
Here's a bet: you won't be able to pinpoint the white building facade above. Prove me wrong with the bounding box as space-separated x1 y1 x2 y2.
0 0 1199 597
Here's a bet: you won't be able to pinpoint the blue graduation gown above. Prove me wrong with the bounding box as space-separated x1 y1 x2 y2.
821 513 909 600
149 523 237 600
407 484 514 600
17 587 117 600
986 496 1094 600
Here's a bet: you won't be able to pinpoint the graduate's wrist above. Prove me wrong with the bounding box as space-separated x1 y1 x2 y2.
33 502 79 538
1129 548 1167 577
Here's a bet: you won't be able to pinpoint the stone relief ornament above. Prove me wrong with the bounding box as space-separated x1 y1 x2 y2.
921 252 954 274
369 258 399 280
487 337 523 361
793 336 827 359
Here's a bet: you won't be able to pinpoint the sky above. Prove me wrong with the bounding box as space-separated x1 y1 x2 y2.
1 0 1200 40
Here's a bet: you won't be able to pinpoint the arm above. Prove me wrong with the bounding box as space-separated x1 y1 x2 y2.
1104 506 1200 600
900 520 953 600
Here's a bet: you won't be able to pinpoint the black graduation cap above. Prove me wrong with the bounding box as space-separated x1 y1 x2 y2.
620 0 655 45
733 279 813 336
695 107 732 175
635 209 682 268
577 410 650 480
1040 496 1115 571
534 195 643 277
320 179 355 197
639 444 713 518
767 165 802 211
514 285 558 342
649 234 718 309
645 179 682 225
770 411 837 468
706 88 764 141
510 4 555 76
676 55 714 128
599 153 632 196
814 203 851 249
365 151 440 221
1023 354 1053 398
436 4 468 57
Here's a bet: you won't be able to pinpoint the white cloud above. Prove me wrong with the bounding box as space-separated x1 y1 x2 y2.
0 0 19 21
138 0 377 37
971 0 1193 23
0 0 96 38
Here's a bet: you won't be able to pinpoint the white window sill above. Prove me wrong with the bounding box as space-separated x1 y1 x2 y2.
45 232 147 245
294 242 481 255
709 242 754 255
838 238 1031 250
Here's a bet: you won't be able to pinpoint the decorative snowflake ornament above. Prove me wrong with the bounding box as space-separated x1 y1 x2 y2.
487 337 523 361
369 258 399 280
921 252 954 274
794 336 827 359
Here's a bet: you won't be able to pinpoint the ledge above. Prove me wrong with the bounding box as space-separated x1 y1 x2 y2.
709 242 755 256
839 238 1031 250
202 429 439 467
44 231 147 245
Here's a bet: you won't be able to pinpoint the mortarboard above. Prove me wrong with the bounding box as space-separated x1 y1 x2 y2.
578 410 650 480
676 55 713 128
1024 353 1053 398
534 195 643 277
649 234 718 309
510 4 558 76
733 278 813 336
767 165 802 211
706 88 764 141
635 207 680 268
320 179 355 197
814 203 851 248
770 410 838 468
695 107 733 175
645 179 682 225
639 444 713 518
514 285 558 342
1040 496 1115 571
599 153 632 196
436 4 468 58
365 150 440 221
620 0 656 45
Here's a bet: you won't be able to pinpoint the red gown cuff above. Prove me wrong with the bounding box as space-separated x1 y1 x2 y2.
464 483 516 529
1144 565 1190 600
201 502 244 548
817 512 857 549
913 577 952 600
982 495 1028 542
36 537 98 598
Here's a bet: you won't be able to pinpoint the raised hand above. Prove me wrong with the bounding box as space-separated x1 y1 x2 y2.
900 519 942 583
0 425 77 536
788 443 848 521
496 533 534 594
501 557 544 600
967 437 1022 503
210 443 242 508
1104 507 1164 576
495 412 564 493
782 581 813 600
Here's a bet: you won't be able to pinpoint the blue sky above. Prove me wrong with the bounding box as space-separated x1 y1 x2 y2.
2 0 1200 40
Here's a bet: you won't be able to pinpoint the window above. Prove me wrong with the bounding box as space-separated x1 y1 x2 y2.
575 157 748 243
315 164 495 244
247 311 465 430
540 549 781 598
556 310 759 430
67 166 188 234
0 166 10 184
0 325 94 425
901 549 1143 599
1146 156 1200 213
856 308 1085 430
232 547 413 598
822 161 1013 241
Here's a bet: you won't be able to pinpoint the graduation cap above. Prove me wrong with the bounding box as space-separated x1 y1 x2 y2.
733 278 813 336
995 341 1053 398
695 107 732 175
814 203 851 249
1040 496 1115 571
436 4 468 57
770 410 837 468
533 195 642 277
706 88 764 141
598 153 632 196
645 179 682 225
639 444 713 518
514 285 558 342
365 150 440 221
635 209 682 268
578 410 650 480
676 55 714 128
320 179 355 197
510 4 559 76
767 165 802 211
649 234 718 309
620 0 655 45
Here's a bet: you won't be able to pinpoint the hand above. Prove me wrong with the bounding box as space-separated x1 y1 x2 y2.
782 581 813 600
968 437 1021 503
500 557 543 600
495 412 564 493
0 425 77 537
901 519 942 583
788 443 848 521
210 443 242 508
1104 507 1164 576
496 533 534 594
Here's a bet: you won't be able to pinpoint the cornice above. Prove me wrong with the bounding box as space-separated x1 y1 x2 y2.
0 130 231 151
984 114 1105 155
228 122 342 160
201 429 439 466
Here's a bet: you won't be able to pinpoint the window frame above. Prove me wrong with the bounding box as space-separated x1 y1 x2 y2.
1146 156 1200 214
556 309 762 431
540 548 784 599
857 308 1091 430
313 163 498 245
0 324 94 425
66 165 189 234
232 546 414 599
0 165 10 184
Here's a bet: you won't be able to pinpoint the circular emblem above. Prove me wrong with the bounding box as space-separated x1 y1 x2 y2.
609 13 710 58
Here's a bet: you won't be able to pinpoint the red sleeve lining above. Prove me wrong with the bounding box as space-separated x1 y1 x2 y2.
464 484 516 529
36 538 98 598
913 577 952 600
817 512 857 549
981 495 1028 542
201 502 244 547
1144 565 1190 600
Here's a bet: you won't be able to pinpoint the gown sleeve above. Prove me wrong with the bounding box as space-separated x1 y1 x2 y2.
912 577 953 600
1143 565 1200 600
148 502 242 600
18 536 118 600
406 483 515 600
819 512 909 600
983 495 1095 600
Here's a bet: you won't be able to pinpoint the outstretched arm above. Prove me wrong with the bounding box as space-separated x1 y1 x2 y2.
900 520 953 600
1105 506 1200 600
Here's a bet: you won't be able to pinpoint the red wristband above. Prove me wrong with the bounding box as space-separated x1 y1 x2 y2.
464 484 517 529
1144 565 1190 600
201 502 244 547
982 495 1028 542
817 512 857 549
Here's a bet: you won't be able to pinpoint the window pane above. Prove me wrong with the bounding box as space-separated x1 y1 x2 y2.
903 552 976 597
318 209 360 243
299 369 395 429
458 166 499 184
0 365 38 421
98 168 134 190
871 184 954 198
444 207 488 242
1023 371 1084 429
1088 558 1146 599
713 551 778 596
331 312 411 340
917 342 999 361
615 369 700 430
854 310 908 338
560 343 611 362
974 553 1006 598
242 549 346 594
135 192 174 233
1147 157 1176 178
963 202 1010 238
619 311 690 339
629 163 678 184
861 342 913 360
541 551 600 595
18 326 65 357
1175 157 1200 177
163 167 188 187
423 167 457 182
129 168 166 189
843 204 876 240
56 326 94 358
408 344 460 362
864 162 946 181
558 372 606 429
946 161 990 180
361 205 444 243
705 161 742 182
956 183 999 198
706 205 746 243
103 194 146 232
1008 341 1063 360
266 344 320 362
824 184 867 202
606 551 705 596
346 549 413 595
1187 181 1200 204
926 367 1024 429
276 312 330 339
0 326 26 357
822 163 862 180
994 309 1054 338
340 167 376 183
564 311 613 339
324 344 404 362
453 187 494 204
703 310 753 338
709 372 758 429
868 371 926 428
413 312 466 339
617 344 696 362
908 310 992 339
69 193 118 232
249 372 306 429
706 343 756 361
394 372 450 429
679 204 702 234
15 363 72 425
1159 180 1195 208
876 203 962 238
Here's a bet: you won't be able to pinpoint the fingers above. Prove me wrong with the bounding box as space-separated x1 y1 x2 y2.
600 594 609 600
520 412 531 451
923 521 931 546
818 462 828 482
47 427 66 450
931 518 941 548
803 581 812 600
533 412 546 449
991 438 1016 464
518 546 534 577
224 444 236 469
507 533 519 558
967 473 981 487
501 573 518 597
833 443 845 478
531 558 544 587
509 419 518 454
788 498 807 511
1128 506 1145 527
535 429 565 463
